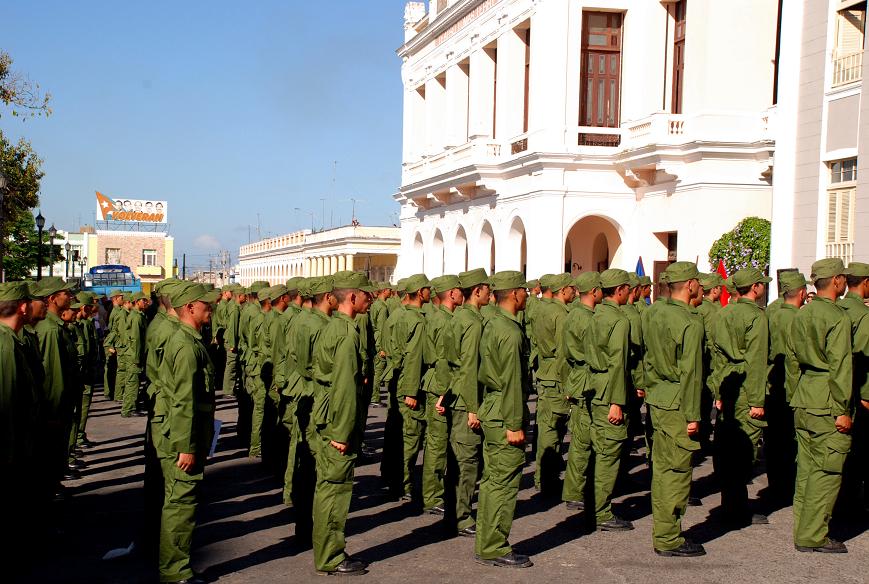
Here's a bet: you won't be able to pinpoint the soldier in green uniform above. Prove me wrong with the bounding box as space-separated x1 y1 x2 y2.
238 282 267 447
380 279 409 492
474 271 532 569
104 290 126 400
837 262 869 514
259 285 287 466
420 274 462 515
310 272 372 576
585 269 633 531
712 268 771 526
444 268 490 535
562 271 601 510
620 273 645 469
120 292 149 417
246 286 273 458
765 271 807 501
76 293 100 448
222 285 242 398
389 274 431 501
531 273 574 493
0 282 37 576
637 275 652 311
694 272 723 452
787 258 853 553
643 261 705 557
370 284 391 407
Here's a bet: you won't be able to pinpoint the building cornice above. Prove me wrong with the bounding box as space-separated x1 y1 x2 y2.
397 0 492 59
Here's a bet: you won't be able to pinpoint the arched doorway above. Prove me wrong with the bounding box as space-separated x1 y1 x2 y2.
478 221 495 275
564 215 622 276
507 216 528 276
430 229 445 276
454 225 469 273
413 232 425 273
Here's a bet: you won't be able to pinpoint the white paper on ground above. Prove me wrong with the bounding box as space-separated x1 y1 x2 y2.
102 541 135 560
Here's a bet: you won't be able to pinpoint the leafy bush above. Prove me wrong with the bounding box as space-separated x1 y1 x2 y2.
708 217 771 274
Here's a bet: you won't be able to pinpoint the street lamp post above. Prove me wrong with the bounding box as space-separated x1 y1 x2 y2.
48 224 57 277
35 211 45 280
0 172 6 283
65 242 71 279
79 257 87 282
72 250 79 279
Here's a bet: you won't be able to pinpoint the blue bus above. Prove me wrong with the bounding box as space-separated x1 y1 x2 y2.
82 264 142 296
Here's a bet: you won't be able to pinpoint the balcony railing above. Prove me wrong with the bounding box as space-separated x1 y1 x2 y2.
826 241 854 265
832 50 863 87
403 138 501 182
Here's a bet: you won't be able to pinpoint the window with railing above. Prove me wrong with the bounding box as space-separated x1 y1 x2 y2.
832 2 866 87
580 11 623 140
826 158 857 263
143 249 157 266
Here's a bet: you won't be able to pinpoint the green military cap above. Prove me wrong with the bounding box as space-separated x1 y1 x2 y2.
542 273 574 292
76 292 97 306
202 283 215 291
0 282 31 301
263 284 288 301
308 276 334 296
257 285 275 301
538 274 558 289
663 261 700 283
430 275 462 294
699 272 724 290
732 267 772 288
639 275 652 286
248 281 270 293
32 276 77 297
170 282 221 308
847 262 869 277
458 268 489 289
779 271 809 293
157 280 188 301
628 272 640 288
70 301 84 309
154 279 175 293
524 278 540 289
600 268 630 288
285 276 304 292
658 272 670 285
811 258 851 282
489 270 526 291
403 273 431 293
131 291 149 302
396 277 408 289
574 271 601 293
333 270 376 293
108 288 125 298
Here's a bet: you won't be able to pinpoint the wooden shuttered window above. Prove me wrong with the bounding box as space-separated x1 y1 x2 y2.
580 12 623 128
672 1 686 114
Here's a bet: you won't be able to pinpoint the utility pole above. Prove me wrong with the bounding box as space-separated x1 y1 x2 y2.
182 253 186 279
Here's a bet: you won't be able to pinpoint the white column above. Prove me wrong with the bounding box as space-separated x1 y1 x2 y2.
346 254 354 271
425 75 446 155
495 27 526 141
468 47 496 139
528 4 571 151
338 255 346 271
446 62 470 147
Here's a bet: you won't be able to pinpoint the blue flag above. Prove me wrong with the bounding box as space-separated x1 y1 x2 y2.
636 257 645 277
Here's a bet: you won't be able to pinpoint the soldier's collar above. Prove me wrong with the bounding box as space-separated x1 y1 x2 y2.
178 321 203 340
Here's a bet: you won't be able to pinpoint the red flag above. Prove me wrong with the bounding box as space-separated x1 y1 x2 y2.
717 259 730 307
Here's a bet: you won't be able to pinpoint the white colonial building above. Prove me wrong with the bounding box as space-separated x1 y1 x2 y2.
236 225 401 286
393 0 779 283
770 0 869 282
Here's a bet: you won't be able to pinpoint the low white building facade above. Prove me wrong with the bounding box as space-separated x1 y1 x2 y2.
393 0 779 282
236 225 401 286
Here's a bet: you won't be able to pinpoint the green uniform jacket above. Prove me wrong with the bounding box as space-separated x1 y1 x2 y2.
620 302 645 390
382 304 406 383
562 302 596 400
694 298 721 390
212 299 226 342
21 326 45 401
355 312 375 383
314 311 363 445
126 308 147 368
105 306 128 353
421 304 454 397
261 308 279 377
153 322 216 457
445 304 484 412
146 314 181 399
273 304 302 396
35 312 78 417
246 307 266 376
83 317 100 370
238 302 260 366
768 303 800 403
223 300 241 351
838 292 869 402
391 305 426 399
1 323 35 465
588 299 629 407
786 297 852 416
532 298 569 385
370 298 389 352
642 298 703 420
478 306 529 432
712 298 769 406
294 308 332 398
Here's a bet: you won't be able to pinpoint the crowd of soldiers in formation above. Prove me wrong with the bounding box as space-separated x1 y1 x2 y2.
0 256 866 581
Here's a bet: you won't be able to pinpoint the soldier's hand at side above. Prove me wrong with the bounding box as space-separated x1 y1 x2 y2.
636 389 646 399
749 406 765 419
379 350 387 359
404 396 418 410
686 421 700 436
608 404 623 425
506 429 525 446
330 440 348 455
835 415 852 434
715 400 723 411
467 412 481 430
177 453 196 473
862 400 869 412
435 395 446 416
108 348 116 355
229 347 236 353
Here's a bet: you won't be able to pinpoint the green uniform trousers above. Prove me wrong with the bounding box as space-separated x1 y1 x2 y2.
380 382 404 495
793 409 851 548
450 408 482 530
475 422 524 559
399 399 427 498
312 434 356 572
104 353 117 399
279 395 297 506
114 354 127 403
120 357 141 416
222 350 238 395
422 392 448 510
284 395 315 539
533 384 571 491
67 384 84 463
650 407 699 551
713 394 765 516
77 383 94 443
562 397 592 503
589 401 628 523
372 355 387 403
246 373 266 457
154 440 203 583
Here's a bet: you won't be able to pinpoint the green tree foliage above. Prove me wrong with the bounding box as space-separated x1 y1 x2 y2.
3 210 59 281
0 51 52 118
708 217 771 275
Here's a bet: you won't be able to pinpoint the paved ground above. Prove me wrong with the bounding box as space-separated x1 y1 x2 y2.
28 391 868 584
